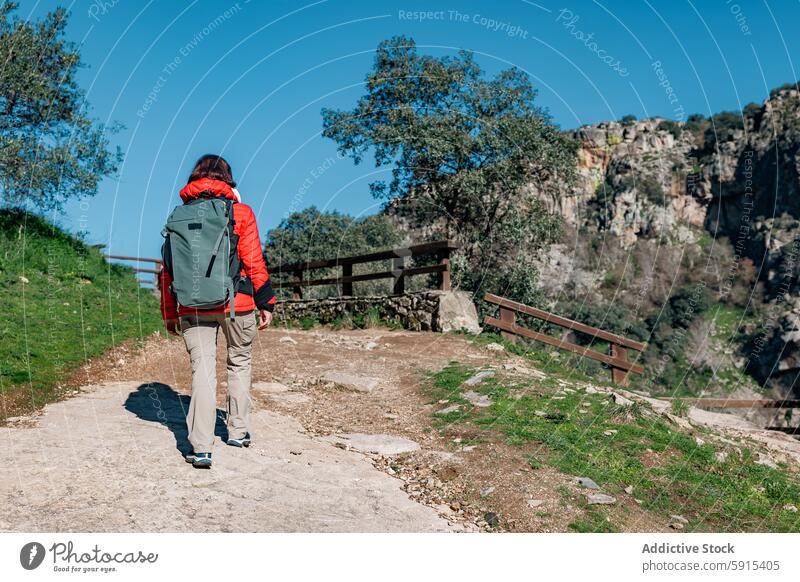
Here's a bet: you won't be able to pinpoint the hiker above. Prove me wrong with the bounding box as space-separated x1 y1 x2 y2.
159 154 277 468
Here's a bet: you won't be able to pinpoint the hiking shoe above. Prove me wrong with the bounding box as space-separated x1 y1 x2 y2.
227 433 251 448
185 452 212 468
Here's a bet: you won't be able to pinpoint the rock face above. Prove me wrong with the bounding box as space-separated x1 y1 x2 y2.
531 86 800 402
275 291 481 334
544 87 800 253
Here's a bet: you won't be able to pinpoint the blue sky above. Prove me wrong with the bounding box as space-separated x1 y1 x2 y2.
20 0 800 259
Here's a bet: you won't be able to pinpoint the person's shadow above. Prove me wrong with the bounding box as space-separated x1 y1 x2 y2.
124 383 228 456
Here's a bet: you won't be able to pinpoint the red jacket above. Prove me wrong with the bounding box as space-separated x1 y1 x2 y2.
160 178 277 320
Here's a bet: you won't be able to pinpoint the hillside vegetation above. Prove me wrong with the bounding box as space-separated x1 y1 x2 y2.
0 209 162 419
429 333 800 532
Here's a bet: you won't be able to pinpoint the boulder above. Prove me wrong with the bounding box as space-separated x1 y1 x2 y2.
434 291 482 334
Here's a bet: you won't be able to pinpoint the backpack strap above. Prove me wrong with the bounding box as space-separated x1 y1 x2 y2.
224 199 236 322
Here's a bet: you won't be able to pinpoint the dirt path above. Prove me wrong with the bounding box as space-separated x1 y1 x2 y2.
6 326 797 533
0 328 491 533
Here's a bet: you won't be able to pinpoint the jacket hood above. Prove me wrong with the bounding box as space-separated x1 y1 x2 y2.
179 178 237 203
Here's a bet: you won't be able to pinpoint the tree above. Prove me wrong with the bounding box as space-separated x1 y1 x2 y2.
321 36 576 306
264 206 400 298
0 2 121 211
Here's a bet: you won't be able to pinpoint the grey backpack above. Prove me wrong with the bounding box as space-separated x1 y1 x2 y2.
161 196 240 319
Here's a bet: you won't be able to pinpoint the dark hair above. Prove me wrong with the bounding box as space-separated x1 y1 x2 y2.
188 154 236 187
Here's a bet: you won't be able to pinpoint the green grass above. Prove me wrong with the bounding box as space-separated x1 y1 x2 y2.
424 362 800 532
696 234 713 251
671 398 689 417
0 209 163 417
465 331 617 387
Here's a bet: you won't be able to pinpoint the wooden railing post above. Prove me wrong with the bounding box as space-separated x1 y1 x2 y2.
438 249 451 291
482 293 647 381
610 344 629 386
499 306 517 344
392 256 405 295
270 240 458 297
341 263 353 296
292 268 304 300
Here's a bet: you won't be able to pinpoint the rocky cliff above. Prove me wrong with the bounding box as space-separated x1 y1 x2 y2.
539 83 800 412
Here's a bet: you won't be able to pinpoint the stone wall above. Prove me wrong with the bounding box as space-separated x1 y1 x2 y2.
273 290 481 333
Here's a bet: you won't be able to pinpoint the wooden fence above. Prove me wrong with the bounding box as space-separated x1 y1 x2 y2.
482 293 647 386
105 254 162 289
269 240 459 299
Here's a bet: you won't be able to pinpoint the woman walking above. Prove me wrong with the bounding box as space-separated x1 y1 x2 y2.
159 154 276 468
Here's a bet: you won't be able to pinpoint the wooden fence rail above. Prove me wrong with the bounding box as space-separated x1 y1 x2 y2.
482 293 647 386
105 254 162 289
269 240 459 299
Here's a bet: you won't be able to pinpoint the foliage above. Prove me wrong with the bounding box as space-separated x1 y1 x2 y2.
0 209 162 419
656 119 681 139
558 300 650 343
321 36 576 307
770 81 798 96
0 3 121 210
742 102 761 119
638 175 667 206
683 113 708 136
620 114 637 125
264 206 401 298
704 111 744 145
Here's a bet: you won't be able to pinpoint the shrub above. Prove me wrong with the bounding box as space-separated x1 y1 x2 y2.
704 111 744 144
638 176 667 206
683 113 708 135
656 120 682 139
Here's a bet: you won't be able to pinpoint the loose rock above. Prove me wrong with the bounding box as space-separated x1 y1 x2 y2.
323 433 420 456
436 404 461 415
576 477 600 489
252 382 291 394
755 452 779 469
611 393 634 406
321 371 379 393
462 390 492 408
586 493 616 505
463 370 495 386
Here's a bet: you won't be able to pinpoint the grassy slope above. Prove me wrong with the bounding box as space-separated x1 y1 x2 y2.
0 209 163 418
428 333 800 532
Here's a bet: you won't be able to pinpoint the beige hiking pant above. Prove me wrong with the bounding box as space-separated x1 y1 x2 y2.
180 311 258 453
